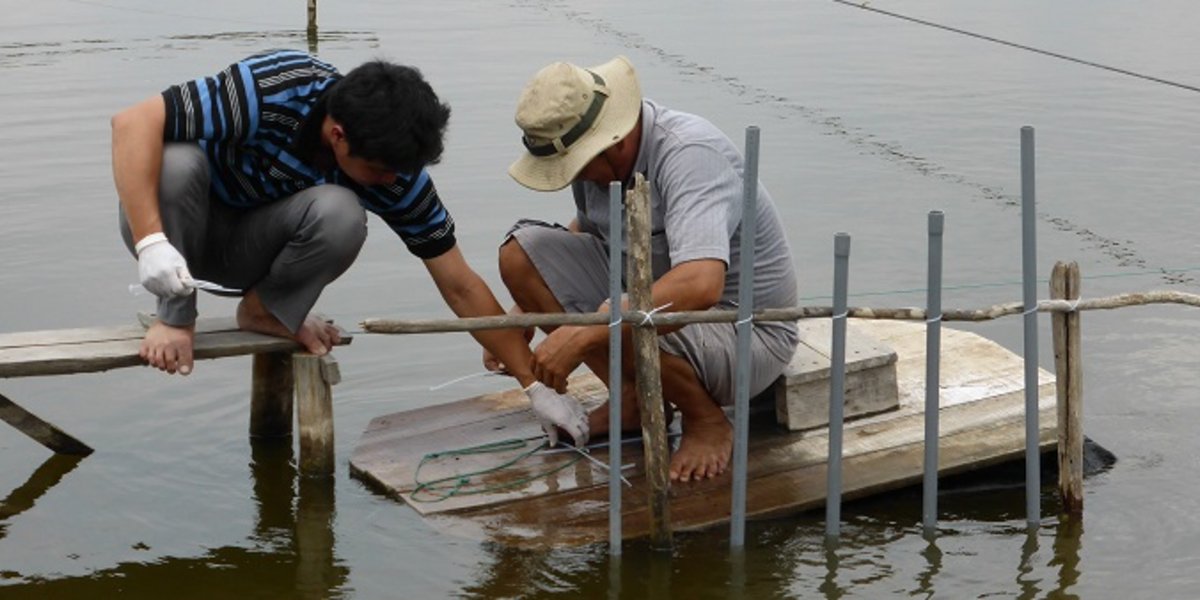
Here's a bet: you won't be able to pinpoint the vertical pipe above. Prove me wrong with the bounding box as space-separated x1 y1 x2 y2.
825 233 851 541
608 182 624 554
1020 126 1041 526
922 211 944 537
730 126 760 549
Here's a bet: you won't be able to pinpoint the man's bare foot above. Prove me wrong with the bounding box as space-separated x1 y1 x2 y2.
236 292 340 355
669 413 733 483
141 320 196 375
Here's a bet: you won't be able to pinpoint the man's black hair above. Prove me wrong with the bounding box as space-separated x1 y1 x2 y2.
327 60 451 174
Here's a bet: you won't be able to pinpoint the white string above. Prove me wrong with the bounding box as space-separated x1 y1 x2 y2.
556 443 634 488
128 280 242 296
1066 298 1081 312
633 301 674 326
428 370 501 391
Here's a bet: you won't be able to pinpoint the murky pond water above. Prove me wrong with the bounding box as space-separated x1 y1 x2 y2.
2 0 1199 597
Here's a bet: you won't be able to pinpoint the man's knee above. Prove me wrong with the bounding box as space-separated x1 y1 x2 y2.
498 237 536 290
158 143 209 211
304 186 368 265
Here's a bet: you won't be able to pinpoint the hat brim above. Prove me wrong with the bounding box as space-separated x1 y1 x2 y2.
509 56 642 192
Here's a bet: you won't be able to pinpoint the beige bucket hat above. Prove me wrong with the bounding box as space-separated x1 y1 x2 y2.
508 56 642 191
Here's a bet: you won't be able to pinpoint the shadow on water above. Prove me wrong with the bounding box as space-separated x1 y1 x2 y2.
0 440 348 599
0 454 84 541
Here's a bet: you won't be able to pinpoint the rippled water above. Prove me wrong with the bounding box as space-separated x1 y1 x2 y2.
2 0 1199 597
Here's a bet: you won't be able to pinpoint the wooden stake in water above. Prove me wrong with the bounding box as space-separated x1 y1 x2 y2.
730 126 760 549
1020 126 1041 526
626 174 672 548
1050 261 1084 514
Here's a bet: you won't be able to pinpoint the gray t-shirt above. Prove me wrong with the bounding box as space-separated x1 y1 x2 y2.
572 99 799 360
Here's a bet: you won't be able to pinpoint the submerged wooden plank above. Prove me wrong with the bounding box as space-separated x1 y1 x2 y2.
351 319 1059 546
0 391 94 455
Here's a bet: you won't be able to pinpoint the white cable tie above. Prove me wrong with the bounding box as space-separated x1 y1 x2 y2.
429 370 501 391
926 314 942 324
832 311 849 321
735 315 754 326
1022 305 1038 316
636 301 674 327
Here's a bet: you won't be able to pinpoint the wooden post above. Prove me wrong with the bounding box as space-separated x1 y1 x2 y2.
251 352 294 438
306 0 318 53
1050 261 1083 513
0 391 92 455
295 353 337 476
625 173 672 548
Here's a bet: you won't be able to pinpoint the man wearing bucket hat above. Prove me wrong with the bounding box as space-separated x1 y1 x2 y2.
494 56 800 482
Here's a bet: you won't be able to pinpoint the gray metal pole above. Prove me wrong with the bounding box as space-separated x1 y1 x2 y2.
1020 126 1041 526
608 182 624 554
730 126 760 549
923 211 944 537
826 233 850 541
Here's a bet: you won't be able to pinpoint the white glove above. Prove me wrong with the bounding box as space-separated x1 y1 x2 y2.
136 233 195 298
524 381 589 448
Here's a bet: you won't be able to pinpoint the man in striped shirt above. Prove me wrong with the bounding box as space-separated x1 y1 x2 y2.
111 50 583 431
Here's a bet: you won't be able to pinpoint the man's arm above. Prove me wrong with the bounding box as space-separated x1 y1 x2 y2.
423 245 537 387
112 94 168 243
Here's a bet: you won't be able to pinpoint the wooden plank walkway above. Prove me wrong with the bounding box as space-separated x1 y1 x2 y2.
349 319 1057 548
1 316 350 475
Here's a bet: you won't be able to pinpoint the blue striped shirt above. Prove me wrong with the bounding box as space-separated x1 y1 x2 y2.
161 49 455 258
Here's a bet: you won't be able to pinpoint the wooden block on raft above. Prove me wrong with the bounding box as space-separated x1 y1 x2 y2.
774 319 900 431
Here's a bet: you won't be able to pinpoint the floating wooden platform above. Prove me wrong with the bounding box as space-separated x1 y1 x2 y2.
349 319 1056 548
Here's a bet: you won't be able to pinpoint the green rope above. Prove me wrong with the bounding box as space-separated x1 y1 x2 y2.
409 437 584 503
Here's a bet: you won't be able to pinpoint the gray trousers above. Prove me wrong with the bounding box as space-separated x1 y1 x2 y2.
119 143 368 332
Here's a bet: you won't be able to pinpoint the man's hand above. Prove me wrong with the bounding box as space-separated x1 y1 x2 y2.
137 234 194 297
484 326 535 374
524 381 589 448
531 326 593 393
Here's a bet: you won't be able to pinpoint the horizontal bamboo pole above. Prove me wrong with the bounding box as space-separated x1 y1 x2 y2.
359 289 1200 335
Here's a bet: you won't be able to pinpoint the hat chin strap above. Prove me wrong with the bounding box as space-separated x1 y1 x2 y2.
522 71 609 157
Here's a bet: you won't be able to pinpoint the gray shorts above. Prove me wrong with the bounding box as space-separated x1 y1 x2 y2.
507 221 795 406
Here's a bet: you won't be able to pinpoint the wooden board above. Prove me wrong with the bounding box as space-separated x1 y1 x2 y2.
0 317 351 378
774 319 900 430
350 319 1058 547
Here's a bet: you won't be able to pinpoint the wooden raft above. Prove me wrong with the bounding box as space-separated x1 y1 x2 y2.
0 316 349 475
349 319 1057 547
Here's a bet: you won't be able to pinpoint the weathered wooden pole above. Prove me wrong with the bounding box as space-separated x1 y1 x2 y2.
0 391 92 455
294 353 339 476
1050 261 1083 513
250 352 294 438
306 0 318 53
626 173 672 548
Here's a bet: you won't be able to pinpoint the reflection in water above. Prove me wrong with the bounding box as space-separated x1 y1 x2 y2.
1016 528 1041 600
0 454 83 540
0 440 347 599
914 540 942 599
1049 514 1083 600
